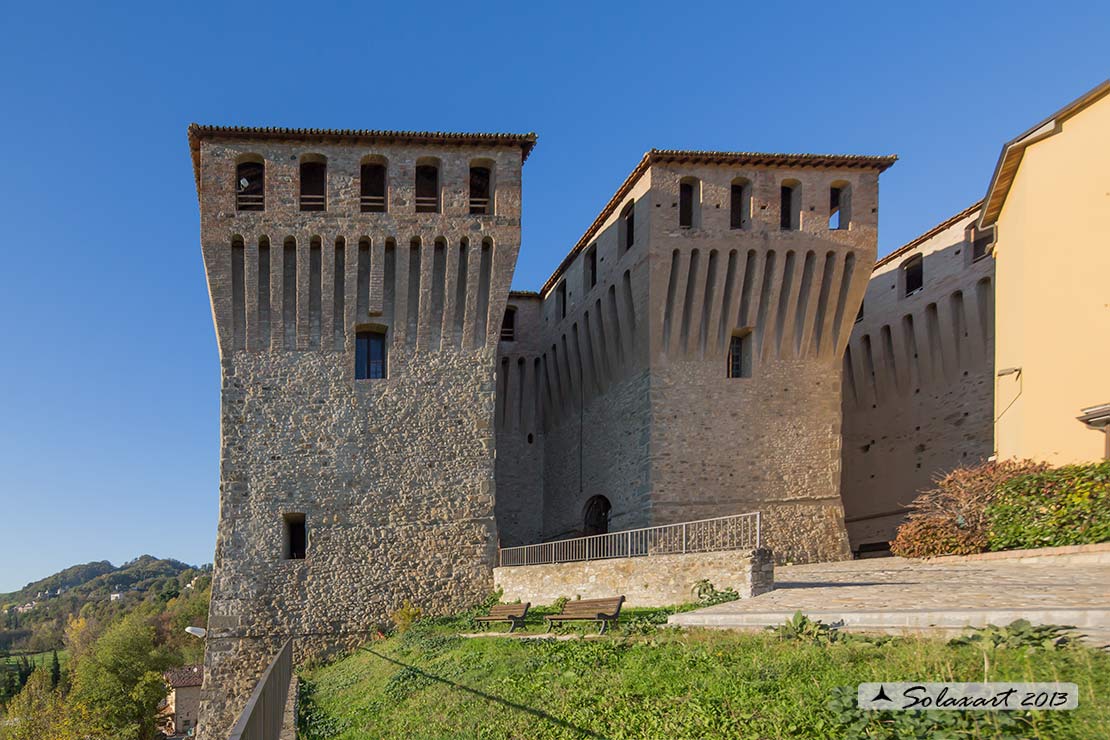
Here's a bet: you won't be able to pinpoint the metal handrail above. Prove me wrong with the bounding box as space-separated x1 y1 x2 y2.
227 639 293 740
498 511 761 567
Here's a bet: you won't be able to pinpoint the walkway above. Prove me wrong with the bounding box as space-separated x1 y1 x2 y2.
669 551 1110 646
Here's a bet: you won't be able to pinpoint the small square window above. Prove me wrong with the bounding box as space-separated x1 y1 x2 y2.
356 330 387 379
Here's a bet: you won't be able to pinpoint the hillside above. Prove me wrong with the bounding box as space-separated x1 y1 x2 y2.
0 556 209 653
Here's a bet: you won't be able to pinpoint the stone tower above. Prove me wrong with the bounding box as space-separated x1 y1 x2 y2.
494 150 896 562
188 125 535 738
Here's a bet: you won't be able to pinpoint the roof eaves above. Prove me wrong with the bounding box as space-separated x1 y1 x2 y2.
874 200 984 270
979 80 1110 228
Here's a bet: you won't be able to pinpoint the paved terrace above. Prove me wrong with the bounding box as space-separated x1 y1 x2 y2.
669 548 1110 646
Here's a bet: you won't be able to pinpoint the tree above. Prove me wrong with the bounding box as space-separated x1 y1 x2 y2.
68 610 171 740
49 650 61 690
1 668 82 740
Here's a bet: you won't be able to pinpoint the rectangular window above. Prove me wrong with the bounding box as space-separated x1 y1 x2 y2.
415 165 439 213
360 163 386 212
780 185 798 230
300 162 326 211
236 161 264 211
585 245 597 290
283 514 306 559
972 233 993 261
355 330 387 379
679 182 694 228
727 333 752 378
730 182 749 229
469 166 491 214
556 281 567 319
903 256 924 296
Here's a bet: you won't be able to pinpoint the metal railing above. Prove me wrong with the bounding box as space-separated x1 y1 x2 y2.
227 639 293 740
498 512 761 567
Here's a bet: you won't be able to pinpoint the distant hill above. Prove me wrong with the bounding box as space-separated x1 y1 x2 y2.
1 556 211 653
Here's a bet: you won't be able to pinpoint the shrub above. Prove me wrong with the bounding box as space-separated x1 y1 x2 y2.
948 620 1080 652
389 600 422 634
986 461 1110 551
890 460 1047 558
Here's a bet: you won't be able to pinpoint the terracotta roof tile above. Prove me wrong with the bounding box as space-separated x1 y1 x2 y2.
164 664 203 688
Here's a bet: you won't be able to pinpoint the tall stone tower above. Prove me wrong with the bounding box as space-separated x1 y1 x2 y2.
494 150 896 562
188 125 535 738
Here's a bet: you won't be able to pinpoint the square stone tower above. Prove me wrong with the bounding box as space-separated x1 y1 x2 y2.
188 125 535 738
495 150 895 562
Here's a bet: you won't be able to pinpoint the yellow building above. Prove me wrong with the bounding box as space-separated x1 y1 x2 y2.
981 80 1110 464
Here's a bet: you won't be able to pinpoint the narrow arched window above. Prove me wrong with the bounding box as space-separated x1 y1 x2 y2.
730 178 751 230
583 495 611 536
556 281 567 319
236 158 264 211
679 178 699 228
584 244 597 291
415 162 439 213
829 182 851 230
360 160 387 212
355 328 387 379
501 306 516 341
300 156 327 211
620 201 635 251
903 255 924 296
469 165 492 214
780 180 800 230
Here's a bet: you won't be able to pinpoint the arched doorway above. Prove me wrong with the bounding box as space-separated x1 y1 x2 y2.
582 495 611 536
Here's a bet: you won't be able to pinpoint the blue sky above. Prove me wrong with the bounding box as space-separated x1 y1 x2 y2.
0 1 1106 592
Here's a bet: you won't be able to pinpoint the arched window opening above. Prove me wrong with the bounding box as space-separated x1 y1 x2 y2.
283 513 306 559
299 156 327 211
355 328 387 379
903 255 924 297
730 178 751 230
360 159 387 212
969 225 994 262
619 201 635 251
556 281 567 319
501 306 516 341
727 330 752 378
469 165 492 214
583 495 611 536
679 178 699 228
236 158 264 211
415 162 439 213
829 182 851 230
584 244 598 291
780 180 800 230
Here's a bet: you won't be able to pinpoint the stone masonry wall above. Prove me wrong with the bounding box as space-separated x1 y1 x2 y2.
842 204 995 549
493 548 774 607
194 132 525 740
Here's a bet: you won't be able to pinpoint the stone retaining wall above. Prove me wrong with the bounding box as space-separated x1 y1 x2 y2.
493 548 773 607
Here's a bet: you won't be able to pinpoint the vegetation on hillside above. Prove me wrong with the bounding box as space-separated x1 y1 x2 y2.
0 556 206 654
297 601 1110 740
0 563 210 740
890 460 1110 558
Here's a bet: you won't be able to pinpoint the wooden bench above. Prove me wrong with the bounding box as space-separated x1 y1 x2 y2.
474 603 530 633
545 596 625 634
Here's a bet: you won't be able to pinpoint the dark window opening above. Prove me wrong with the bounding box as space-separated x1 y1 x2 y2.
415 164 439 213
621 202 635 250
903 255 924 296
355 330 387 379
236 161 264 211
728 332 752 378
469 166 491 214
585 245 597 290
679 181 695 228
780 183 799 230
972 231 993 261
283 514 306 559
300 161 326 211
556 281 567 319
360 163 386 212
829 185 850 230
855 299 864 323
501 307 516 341
583 495 611 536
730 180 750 229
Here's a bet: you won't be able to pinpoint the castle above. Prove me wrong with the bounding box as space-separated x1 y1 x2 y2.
188 80 1110 738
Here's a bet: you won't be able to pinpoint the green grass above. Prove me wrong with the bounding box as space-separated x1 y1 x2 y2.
2 648 69 669
297 609 1110 740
